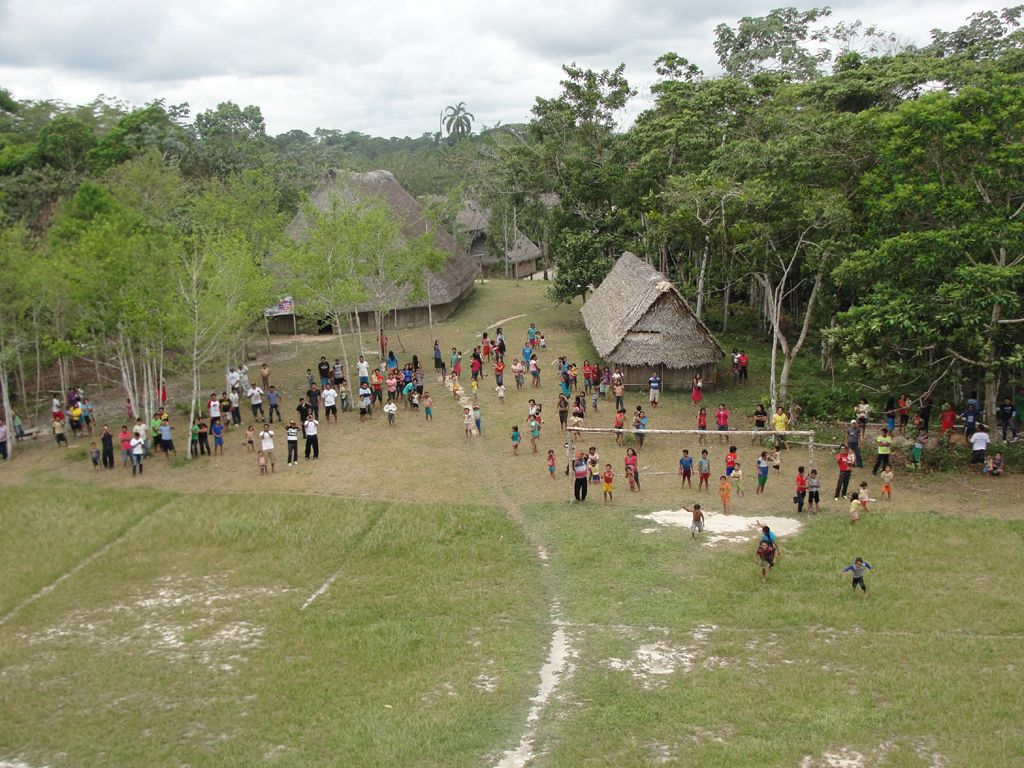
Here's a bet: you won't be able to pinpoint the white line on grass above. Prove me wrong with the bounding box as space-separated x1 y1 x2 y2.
301 570 341 611
485 307 549 332
0 499 173 629
494 601 572 768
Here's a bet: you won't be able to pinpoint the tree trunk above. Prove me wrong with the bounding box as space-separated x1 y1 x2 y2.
695 234 710 321
333 313 350 379
1 337 14 459
722 279 731 334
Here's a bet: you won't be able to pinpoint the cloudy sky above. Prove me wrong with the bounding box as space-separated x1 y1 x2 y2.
0 0 997 138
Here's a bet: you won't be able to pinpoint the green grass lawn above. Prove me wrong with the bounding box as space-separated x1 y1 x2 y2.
2 280 1023 767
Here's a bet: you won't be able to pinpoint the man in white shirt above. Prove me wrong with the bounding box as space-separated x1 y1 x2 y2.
357 356 370 385
969 427 990 465
227 367 241 391
228 389 241 425
259 423 276 472
303 415 319 460
250 387 265 419
207 393 221 426
322 384 338 423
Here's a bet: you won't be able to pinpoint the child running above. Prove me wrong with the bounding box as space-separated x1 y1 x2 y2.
511 425 521 455
602 464 614 503
843 557 873 597
690 503 704 540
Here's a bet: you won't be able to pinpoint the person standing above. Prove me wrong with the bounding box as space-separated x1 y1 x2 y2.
260 363 271 391
996 397 1017 441
872 428 893 475
771 406 789 449
356 355 370 386
303 415 319 460
267 385 282 423
130 430 145 476
229 388 242 426
118 425 132 467
322 384 338 423
317 357 331 387
286 420 300 466
834 446 853 501
690 504 704 539
846 420 863 468
259 424 276 472
100 425 115 469
197 420 210 456
573 452 589 502
969 426 990 465
794 466 807 513
433 340 445 378
249 386 265 420
306 383 321 421
332 358 344 387
648 371 661 408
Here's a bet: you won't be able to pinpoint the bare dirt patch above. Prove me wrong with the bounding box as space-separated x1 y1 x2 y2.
637 509 802 545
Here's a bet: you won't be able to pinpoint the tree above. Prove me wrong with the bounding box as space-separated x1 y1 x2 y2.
0 224 34 458
443 102 475 138
831 73 1024 427
176 230 269 457
714 7 834 81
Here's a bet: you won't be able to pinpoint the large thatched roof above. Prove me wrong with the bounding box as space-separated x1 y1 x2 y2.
581 252 723 369
290 170 478 307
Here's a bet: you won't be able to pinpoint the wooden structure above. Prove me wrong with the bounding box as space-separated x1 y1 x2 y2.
581 253 724 389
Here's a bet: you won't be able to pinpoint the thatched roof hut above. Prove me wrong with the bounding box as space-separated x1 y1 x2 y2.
454 199 540 278
279 170 477 331
581 252 723 389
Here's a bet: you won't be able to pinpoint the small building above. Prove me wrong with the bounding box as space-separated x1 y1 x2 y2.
282 170 478 331
456 199 540 279
581 252 723 389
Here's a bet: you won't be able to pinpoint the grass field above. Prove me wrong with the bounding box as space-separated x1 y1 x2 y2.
2 280 1023 767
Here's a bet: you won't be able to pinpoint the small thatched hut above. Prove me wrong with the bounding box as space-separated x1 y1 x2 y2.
280 170 478 332
455 199 540 278
581 252 723 389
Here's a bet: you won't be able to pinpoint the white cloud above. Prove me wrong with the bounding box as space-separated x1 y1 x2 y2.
0 0 999 137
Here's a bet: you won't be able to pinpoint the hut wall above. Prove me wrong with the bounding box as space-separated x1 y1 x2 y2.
616 363 719 391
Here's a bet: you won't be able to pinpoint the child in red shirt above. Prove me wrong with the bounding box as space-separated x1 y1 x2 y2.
794 466 808 513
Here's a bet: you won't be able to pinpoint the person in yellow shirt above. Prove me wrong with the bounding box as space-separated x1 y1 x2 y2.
771 406 789 450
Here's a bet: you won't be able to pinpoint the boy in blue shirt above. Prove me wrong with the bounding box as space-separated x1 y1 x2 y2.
843 558 873 596
678 449 693 488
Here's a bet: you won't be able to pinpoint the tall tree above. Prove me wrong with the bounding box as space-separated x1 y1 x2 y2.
443 102 475 138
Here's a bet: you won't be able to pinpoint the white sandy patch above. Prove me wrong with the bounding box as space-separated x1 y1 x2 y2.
0 761 50 768
800 748 866 768
604 625 719 688
18 572 290 673
636 509 802 545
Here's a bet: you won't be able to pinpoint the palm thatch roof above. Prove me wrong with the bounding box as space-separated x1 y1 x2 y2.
581 252 723 368
454 199 540 266
290 170 478 307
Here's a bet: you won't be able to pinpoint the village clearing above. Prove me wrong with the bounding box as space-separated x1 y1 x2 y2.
1 281 1022 767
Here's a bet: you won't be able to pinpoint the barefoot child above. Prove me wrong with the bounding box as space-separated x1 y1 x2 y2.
858 481 872 512
529 417 541 454
463 408 473 438
698 450 711 490
423 392 433 421
384 401 397 426
848 492 861 524
511 425 521 455
90 442 100 470
880 465 894 500
843 557 873 596
246 425 256 452
794 466 807 513
770 448 781 475
602 464 614 502
690 503 704 539
679 449 693 489
257 450 268 475
719 475 732 514
626 466 638 492
732 462 744 497
547 449 556 478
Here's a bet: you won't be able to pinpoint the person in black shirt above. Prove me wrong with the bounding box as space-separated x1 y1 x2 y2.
100 425 115 469
317 357 331 387
296 398 310 423
306 384 321 420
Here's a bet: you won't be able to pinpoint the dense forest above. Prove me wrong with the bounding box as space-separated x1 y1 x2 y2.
0 6 1022 451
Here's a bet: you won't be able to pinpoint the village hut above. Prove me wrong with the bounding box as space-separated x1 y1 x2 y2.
580 252 724 389
275 169 478 332
455 199 540 278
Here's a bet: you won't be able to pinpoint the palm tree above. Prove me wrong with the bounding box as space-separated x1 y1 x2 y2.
443 102 474 138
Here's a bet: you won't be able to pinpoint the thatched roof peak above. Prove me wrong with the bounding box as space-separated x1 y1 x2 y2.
581 252 723 369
